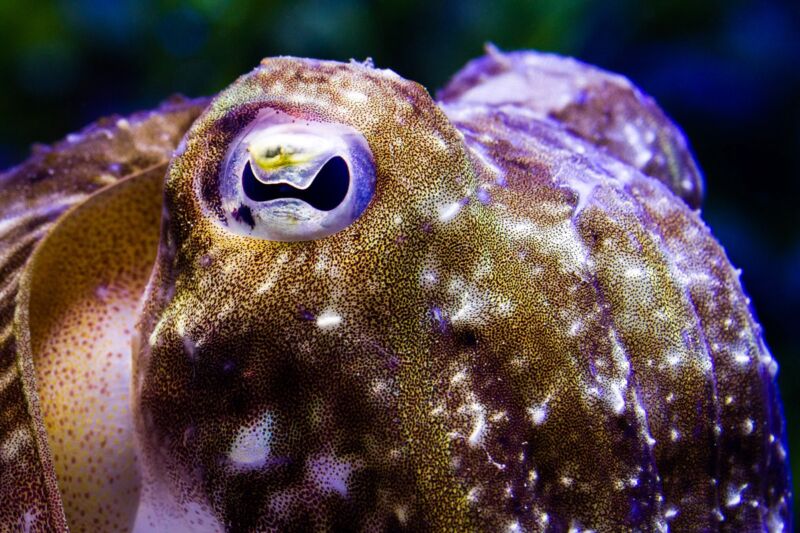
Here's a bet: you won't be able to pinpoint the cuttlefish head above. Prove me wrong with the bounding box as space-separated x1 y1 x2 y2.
133 58 480 528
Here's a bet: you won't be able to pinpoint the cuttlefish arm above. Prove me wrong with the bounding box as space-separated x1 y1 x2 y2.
1 97 206 531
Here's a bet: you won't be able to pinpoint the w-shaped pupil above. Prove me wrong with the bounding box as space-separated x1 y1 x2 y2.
242 156 349 211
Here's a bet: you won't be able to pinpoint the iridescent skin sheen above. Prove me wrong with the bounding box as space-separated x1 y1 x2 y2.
0 49 792 532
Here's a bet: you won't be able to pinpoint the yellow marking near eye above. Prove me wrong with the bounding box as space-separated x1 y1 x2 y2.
248 144 316 171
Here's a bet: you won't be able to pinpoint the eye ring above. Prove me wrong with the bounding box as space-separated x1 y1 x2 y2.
212 108 376 242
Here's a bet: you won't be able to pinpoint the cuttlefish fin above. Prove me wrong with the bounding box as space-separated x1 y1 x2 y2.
437 47 704 208
14 164 165 532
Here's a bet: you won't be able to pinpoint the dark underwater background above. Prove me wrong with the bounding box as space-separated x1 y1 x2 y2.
0 0 797 522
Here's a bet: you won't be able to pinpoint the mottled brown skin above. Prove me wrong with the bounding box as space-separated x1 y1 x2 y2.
0 51 793 532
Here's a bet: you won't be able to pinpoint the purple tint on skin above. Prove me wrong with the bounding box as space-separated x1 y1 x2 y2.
297 305 316 321
476 188 491 205
627 498 644 526
431 307 447 333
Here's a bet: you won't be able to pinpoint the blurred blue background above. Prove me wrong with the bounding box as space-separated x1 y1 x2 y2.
1 0 797 521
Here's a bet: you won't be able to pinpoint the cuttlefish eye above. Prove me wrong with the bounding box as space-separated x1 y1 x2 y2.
216 108 376 241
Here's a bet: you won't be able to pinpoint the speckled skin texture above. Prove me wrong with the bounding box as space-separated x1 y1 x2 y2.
0 50 793 532
0 97 205 532
23 168 165 531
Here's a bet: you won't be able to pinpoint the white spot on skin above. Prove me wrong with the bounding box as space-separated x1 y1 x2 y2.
725 395 734 405
0 427 32 463
622 122 653 167
569 178 597 215
420 268 439 288
468 403 487 447
316 310 342 329
742 418 754 435
624 267 644 279
477 187 491 205
767 503 786 532
394 505 408 525
665 506 679 519
760 353 779 377
490 411 507 422
429 404 445 417
438 201 463 222
227 412 275 470
450 369 467 385
0 361 18 391
725 483 748 508
148 314 170 347
528 404 548 426
183 335 198 362
430 131 449 151
344 90 368 103
776 441 787 461
670 429 680 442
734 351 751 365
567 521 598 533
607 381 627 414
307 453 359 497
256 268 280 293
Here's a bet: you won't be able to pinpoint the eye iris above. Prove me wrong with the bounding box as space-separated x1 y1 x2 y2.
241 156 350 212
252 145 301 170
215 112 376 242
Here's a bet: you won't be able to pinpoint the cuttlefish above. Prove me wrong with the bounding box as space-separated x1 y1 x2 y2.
0 48 792 532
